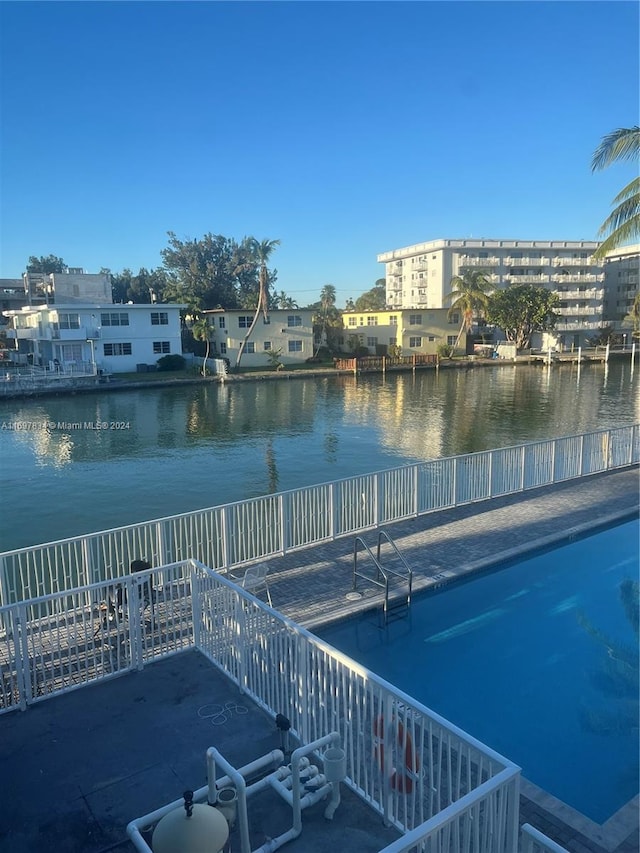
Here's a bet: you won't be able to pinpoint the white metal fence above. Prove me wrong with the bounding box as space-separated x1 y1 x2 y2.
0 558 522 852
1 426 637 608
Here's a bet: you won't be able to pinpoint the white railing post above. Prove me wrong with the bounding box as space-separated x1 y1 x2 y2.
191 562 202 651
452 457 458 506
414 464 419 517
16 606 32 707
520 445 526 491
375 473 381 526
127 576 143 672
551 437 557 484
221 506 230 570
382 692 394 827
279 493 286 555
488 450 493 498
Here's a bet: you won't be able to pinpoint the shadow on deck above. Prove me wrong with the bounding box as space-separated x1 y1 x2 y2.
0 649 401 853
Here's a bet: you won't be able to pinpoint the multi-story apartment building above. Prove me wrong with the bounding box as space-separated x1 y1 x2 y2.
3 269 185 373
378 238 606 348
204 308 315 367
601 244 639 338
339 308 463 356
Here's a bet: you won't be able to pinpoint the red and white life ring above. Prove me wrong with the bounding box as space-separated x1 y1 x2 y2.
373 715 420 794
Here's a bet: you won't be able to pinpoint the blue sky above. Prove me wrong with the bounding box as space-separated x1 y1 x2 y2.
1 1 638 307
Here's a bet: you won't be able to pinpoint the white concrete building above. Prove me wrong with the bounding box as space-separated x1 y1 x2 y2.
378 238 607 348
4 303 185 374
601 244 639 336
23 268 112 304
204 308 314 367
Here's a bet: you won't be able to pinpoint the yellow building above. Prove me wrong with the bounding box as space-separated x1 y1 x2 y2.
339 308 465 356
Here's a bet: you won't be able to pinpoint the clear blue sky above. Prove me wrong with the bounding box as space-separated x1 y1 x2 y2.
1 1 638 306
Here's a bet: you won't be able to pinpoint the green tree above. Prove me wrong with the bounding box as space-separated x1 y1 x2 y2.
591 126 640 258
191 317 211 376
353 281 386 311
235 238 280 368
446 269 492 351
26 255 66 273
273 291 298 309
486 284 560 351
161 232 242 312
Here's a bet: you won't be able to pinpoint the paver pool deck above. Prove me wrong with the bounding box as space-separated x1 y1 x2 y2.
2 467 638 853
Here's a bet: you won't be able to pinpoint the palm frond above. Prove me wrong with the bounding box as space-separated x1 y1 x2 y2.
594 216 640 257
591 126 640 172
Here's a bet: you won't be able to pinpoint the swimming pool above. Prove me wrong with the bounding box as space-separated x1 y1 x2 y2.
317 517 640 824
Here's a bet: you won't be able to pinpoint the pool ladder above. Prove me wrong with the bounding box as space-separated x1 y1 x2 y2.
352 531 413 625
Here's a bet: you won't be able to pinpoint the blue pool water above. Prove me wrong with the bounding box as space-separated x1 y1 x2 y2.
318 518 640 824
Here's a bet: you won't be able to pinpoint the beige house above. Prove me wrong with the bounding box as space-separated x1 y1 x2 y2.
204 308 315 367
339 308 464 356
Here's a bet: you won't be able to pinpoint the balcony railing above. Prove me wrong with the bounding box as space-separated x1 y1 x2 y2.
506 274 549 283
551 274 605 284
458 256 501 266
555 320 604 330
552 257 601 267
554 288 604 300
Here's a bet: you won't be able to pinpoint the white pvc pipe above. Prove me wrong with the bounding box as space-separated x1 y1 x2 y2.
207 748 284 802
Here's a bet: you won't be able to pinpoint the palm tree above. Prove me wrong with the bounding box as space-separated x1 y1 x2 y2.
192 317 211 376
591 126 640 258
315 284 337 355
624 291 640 342
446 270 492 351
235 238 280 368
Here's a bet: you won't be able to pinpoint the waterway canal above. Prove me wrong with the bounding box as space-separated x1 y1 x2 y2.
0 360 637 550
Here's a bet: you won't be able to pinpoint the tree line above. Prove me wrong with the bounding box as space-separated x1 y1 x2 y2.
23 124 639 354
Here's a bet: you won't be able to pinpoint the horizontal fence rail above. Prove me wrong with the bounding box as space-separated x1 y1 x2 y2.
0 426 637 608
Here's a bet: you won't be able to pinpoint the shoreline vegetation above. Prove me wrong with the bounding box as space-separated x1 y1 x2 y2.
0 350 634 401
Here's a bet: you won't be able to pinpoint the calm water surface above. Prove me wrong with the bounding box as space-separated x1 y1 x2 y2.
0 361 637 550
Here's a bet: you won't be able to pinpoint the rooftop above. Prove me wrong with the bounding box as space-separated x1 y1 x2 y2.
1 467 638 853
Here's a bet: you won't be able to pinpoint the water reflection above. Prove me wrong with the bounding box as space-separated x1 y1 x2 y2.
0 362 637 549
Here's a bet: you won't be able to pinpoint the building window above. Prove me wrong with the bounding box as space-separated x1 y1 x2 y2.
367 316 378 326
409 314 422 325
409 336 422 348
358 317 364 326
58 313 80 329
348 317 357 327
366 337 378 347
389 337 396 345
151 312 169 325
218 317 226 328
479 252 488 259
428 335 436 342
238 316 253 328
104 343 132 356
447 335 457 346
287 315 302 327
389 316 397 325
153 342 171 354
449 313 460 324
263 341 271 350
288 340 303 352
101 312 129 326
263 315 270 324
220 342 227 354
245 342 255 354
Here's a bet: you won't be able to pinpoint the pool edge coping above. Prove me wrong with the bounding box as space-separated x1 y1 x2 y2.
520 777 640 852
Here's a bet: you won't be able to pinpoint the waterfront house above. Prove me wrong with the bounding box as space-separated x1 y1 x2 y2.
339 307 465 356
204 308 315 367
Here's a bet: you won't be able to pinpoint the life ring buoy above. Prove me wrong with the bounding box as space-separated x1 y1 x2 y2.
373 715 420 793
